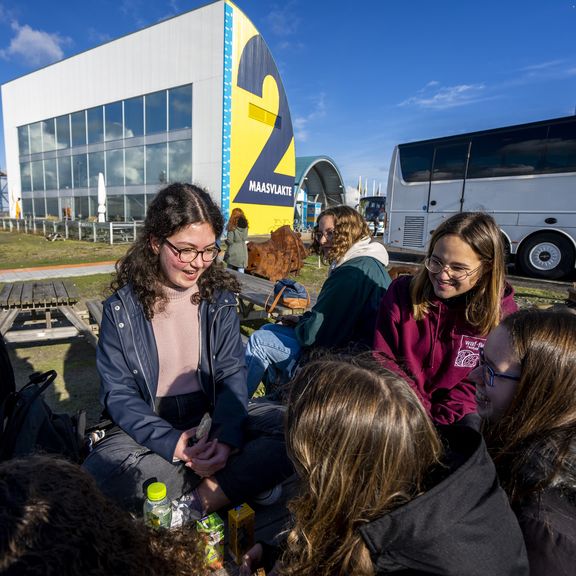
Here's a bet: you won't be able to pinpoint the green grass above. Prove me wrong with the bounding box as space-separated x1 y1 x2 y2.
0 230 129 269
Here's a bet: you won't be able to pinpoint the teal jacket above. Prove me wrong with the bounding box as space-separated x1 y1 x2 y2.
295 242 391 349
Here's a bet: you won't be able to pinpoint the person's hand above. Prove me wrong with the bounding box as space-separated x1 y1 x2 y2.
172 428 197 462
185 440 231 477
239 543 263 576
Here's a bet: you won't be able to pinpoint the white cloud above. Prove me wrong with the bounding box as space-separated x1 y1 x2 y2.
293 92 326 142
265 2 301 37
400 83 486 110
0 21 71 67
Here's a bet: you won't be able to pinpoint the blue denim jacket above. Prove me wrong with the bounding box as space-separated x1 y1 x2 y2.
97 284 247 462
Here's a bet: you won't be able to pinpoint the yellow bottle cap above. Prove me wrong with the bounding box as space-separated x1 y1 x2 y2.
147 481 167 501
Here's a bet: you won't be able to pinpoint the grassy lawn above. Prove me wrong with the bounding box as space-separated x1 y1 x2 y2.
3 233 570 427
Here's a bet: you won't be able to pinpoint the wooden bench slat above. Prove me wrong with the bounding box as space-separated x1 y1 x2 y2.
21 282 34 306
7 283 23 307
0 284 14 308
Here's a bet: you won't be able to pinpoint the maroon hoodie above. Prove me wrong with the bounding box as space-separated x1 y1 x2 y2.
373 275 517 425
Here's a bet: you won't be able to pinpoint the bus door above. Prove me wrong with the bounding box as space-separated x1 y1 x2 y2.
426 142 470 239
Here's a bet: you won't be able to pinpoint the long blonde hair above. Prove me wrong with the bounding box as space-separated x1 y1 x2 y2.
311 206 371 264
410 211 507 335
282 355 442 576
483 308 576 502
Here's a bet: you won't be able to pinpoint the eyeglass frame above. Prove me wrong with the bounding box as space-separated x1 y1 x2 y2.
313 228 335 242
424 256 483 281
163 237 220 263
478 348 521 388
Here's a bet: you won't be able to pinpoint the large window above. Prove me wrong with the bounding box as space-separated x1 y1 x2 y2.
20 162 31 192
44 158 58 190
168 140 192 183
18 126 29 156
58 156 72 190
169 85 192 131
88 151 105 188
124 96 144 138
87 106 104 144
545 120 576 173
73 154 88 188
31 160 44 191
146 143 167 185
42 119 57 152
106 149 124 186
146 90 167 134
46 197 59 218
29 122 43 154
432 142 468 181
56 115 70 149
125 146 145 185
33 197 46 218
126 194 146 220
399 143 433 182
107 195 125 221
105 102 123 141
71 111 87 147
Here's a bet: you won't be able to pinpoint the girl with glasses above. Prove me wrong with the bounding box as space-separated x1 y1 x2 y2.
84 183 293 517
471 308 576 575
374 212 517 428
245 206 391 397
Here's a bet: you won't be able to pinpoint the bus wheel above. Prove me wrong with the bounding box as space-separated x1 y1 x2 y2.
517 233 575 280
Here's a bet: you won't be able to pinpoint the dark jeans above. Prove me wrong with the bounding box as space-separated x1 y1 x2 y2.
83 396 293 514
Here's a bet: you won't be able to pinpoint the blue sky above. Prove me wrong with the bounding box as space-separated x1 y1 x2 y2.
1 0 575 199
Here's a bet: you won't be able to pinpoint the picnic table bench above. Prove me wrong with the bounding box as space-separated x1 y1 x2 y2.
226 269 317 321
0 280 97 347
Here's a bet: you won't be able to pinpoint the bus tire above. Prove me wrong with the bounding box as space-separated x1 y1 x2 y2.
516 233 575 280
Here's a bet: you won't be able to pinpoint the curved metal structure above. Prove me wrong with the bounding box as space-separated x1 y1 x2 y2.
295 156 345 208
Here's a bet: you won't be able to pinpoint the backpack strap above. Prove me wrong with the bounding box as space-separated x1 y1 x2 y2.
265 284 287 315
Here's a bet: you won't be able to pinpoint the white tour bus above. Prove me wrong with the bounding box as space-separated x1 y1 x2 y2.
385 115 576 279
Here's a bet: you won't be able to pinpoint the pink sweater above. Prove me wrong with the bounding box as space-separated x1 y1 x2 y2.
152 285 201 397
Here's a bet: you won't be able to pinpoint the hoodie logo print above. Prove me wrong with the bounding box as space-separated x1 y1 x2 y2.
454 335 485 368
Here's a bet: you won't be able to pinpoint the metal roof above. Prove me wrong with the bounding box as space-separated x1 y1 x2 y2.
295 155 345 207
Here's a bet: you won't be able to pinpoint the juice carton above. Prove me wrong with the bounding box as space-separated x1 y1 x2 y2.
196 512 225 571
228 503 255 564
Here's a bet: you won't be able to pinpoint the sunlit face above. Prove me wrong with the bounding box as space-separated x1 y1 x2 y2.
151 222 217 290
428 234 483 299
317 215 336 258
470 325 521 421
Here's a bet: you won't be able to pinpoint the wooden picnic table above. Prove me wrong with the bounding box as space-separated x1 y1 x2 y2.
0 280 97 346
226 269 317 321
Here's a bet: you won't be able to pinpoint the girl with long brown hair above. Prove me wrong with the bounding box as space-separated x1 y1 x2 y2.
224 207 249 272
471 308 576 575
374 211 517 427
242 355 528 576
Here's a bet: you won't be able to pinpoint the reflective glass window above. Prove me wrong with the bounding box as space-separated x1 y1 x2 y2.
33 197 46 218
107 195 125 221
71 111 87 147
56 115 71 149
20 162 32 192
125 146 144 185
145 90 167 134
22 198 33 217
88 151 105 188
46 197 59 218
126 194 146 220
87 106 104 144
42 119 57 152
432 142 468 181
74 196 89 220
124 96 144 138
106 149 124 186
73 154 88 188
44 158 58 190
29 122 43 154
169 85 192 131
168 140 192 182
58 156 72 190
544 120 576 173
18 126 30 156
399 143 433 182
146 143 168 185
31 160 44 191
105 101 123 141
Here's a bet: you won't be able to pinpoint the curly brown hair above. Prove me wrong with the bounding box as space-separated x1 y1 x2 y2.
112 183 240 319
226 207 249 232
0 455 207 576
310 206 371 264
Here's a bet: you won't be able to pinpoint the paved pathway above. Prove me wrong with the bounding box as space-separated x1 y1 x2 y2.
0 261 116 283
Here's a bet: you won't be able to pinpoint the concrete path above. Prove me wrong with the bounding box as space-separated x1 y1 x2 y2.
0 261 116 283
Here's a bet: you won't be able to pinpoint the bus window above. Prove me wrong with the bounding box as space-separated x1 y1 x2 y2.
432 142 468 181
399 143 433 182
544 120 576 173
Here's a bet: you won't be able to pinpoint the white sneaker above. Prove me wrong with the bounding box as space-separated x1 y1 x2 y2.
253 484 283 506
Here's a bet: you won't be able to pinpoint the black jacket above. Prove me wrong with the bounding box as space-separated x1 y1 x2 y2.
97 284 247 462
359 427 529 575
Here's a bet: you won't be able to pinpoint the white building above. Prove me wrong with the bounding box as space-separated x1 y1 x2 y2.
1 0 302 233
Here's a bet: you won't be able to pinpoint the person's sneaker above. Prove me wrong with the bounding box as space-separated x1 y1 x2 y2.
253 484 283 506
171 489 204 528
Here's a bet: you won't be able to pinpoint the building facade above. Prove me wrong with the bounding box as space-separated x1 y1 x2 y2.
1 0 300 234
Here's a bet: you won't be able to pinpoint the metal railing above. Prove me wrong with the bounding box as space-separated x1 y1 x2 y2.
0 217 143 245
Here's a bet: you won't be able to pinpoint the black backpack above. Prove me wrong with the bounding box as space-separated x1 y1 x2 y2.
0 369 87 463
